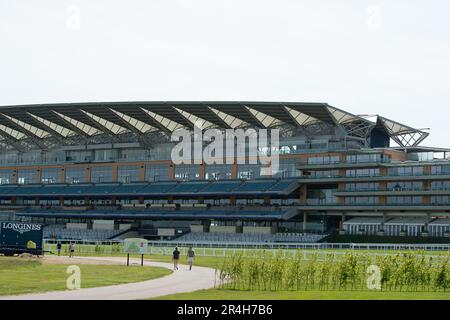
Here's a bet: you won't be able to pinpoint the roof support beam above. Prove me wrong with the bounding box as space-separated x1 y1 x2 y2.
51 111 93 142
0 113 48 150
0 130 25 152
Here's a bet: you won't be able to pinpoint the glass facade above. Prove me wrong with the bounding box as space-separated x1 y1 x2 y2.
0 169 14 184
431 181 450 190
344 182 379 191
237 164 261 179
304 170 339 178
306 189 338 205
346 154 382 163
431 165 450 175
205 164 232 180
17 169 36 184
174 164 200 181
65 167 86 184
274 158 300 178
344 197 379 205
91 166 113 183
386 196 422 205
346 168 380 177
118 165 141 183
388 166 423 176
431 196 450 205
145 164 169 181
307 156 339 165
41 168 60 184
387 181 423 191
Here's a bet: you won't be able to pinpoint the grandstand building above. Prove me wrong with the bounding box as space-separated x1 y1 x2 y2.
0 101 449 242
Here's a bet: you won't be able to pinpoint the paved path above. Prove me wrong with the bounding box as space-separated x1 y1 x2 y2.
1 256 216 300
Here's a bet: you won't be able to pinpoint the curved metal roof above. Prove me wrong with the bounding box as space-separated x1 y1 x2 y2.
0 101 429 151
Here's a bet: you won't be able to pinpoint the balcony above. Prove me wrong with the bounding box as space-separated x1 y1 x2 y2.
296 203 450 211
334 188 450 196
297 173 450 183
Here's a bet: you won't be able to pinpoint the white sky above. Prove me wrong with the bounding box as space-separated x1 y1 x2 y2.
0 0 449 147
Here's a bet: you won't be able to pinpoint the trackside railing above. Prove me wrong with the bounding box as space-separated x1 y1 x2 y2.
44 239 450 253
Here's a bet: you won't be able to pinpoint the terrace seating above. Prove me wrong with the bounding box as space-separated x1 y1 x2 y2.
138 182 177 194
268 180 298 192
17 207 290 220
44 226 122 240
175 231 326 243
65 184 97 195
169 181 209 193
88 184 120 195
0 178 300 197
232 180 277 193
197 181 242 194
113 183 148 194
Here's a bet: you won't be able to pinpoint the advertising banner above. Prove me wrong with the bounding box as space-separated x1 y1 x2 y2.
0 222 44 255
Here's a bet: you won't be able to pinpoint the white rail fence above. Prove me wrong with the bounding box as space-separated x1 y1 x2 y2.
44 239 450 257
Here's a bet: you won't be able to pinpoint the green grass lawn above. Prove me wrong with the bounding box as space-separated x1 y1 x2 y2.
145 254 225 269
36 247 450 301
44 243 450 259
0 256 172 296
155 289 450 300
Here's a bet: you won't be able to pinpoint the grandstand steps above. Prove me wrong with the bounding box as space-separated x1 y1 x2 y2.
112 230 139 240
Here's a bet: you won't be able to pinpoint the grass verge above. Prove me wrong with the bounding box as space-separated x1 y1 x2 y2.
0 256 171 296
155 288 450 300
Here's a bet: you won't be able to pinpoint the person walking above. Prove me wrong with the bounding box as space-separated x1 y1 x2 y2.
69 242 75 258
172 247 180 270
57 241 62 256
187 246 195 271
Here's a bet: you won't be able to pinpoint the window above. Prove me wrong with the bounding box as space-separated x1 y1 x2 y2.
386 196 422 205
65 167 86 184
307 156 340 165
345 183 379 191
205 164 232 180
431 165 450 175
118 165 141 183
346 154 382 163
344 197 379 205
17 169 36 184
388 166 423 176
41 168 59 184
174 164 200 181
431 181 450 190
431 196 450 205
91 166 113 183
273 158 300 178
145 164 169 182
306 189 338 205
237 164 261 180
304 170 340 178
0 170 13 185
346 168 380 177
387 181 423 191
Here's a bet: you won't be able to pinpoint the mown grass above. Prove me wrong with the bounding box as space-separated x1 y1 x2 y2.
0 256 171 296
155 289 450 300
44 243 450 258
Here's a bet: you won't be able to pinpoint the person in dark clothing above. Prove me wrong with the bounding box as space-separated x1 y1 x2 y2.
57 241 62 256
187 246 195 271
69 242 75 258
173 247 180 270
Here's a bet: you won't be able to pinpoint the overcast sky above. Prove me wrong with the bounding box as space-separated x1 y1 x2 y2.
0 0 449 147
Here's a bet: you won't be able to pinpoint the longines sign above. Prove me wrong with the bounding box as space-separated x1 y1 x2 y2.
0 221 43 255
1 222 42 234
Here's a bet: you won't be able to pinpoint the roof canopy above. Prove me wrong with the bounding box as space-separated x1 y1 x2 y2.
0 101 429 151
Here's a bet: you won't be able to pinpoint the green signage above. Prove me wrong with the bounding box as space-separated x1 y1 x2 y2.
123 238 148 254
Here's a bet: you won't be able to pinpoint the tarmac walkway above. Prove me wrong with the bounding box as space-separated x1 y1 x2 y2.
0 256 216 300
